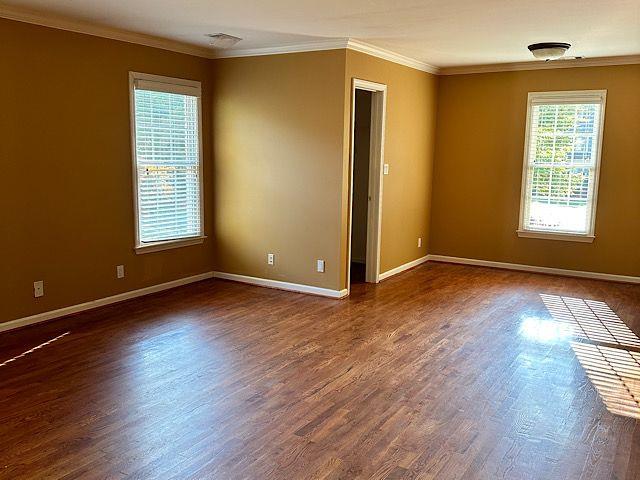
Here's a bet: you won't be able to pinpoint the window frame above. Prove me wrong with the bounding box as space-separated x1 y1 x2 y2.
517 89 607 243
129 72 206 254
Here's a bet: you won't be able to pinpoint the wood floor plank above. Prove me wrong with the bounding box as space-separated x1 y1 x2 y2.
1 262 639 479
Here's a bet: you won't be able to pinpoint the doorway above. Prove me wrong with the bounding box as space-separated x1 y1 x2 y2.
347 79 387 291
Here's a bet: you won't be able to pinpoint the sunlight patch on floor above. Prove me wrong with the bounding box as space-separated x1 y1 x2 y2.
540 294 640 348
540 293 640 420
571 342 640 419
0 332 70 367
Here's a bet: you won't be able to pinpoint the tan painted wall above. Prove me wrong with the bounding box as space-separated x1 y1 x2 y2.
430 65 640 276
1 19 214 323
213 50 439 292
12 17 630 325
4 26 439 322
211 50 348 291
342 50 439 286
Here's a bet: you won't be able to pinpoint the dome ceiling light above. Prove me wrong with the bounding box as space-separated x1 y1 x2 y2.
527 42 571 61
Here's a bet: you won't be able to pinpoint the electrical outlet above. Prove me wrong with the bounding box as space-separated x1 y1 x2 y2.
33 280 44 298
418 237 423 248
317 260 325 273
267 253 275 265
116 265 125 279
383 164 390 175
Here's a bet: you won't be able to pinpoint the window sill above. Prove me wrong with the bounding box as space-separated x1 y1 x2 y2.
517 230 595 243
135 236 207 254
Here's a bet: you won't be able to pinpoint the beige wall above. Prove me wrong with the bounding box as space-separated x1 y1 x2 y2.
1 19 215 323
430 65 640 276
342 50 439 286
20 17 628 323
211 50 348 291
3 24 440 323
212 49 439 292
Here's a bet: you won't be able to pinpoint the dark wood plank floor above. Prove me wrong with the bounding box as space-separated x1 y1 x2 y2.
1 262 640 479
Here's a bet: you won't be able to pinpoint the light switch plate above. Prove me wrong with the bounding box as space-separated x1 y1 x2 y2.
116 265 125 279
267 253 275 265
317 259 325 273
383 164 390 175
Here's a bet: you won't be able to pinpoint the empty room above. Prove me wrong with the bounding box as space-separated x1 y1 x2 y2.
1 0 639 478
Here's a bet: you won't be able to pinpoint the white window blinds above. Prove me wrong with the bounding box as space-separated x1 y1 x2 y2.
130 73 203 246
519 91 606 239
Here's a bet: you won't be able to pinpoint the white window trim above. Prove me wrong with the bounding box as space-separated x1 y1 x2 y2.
129 72 206 254
517 89 607 243
134 236 206 254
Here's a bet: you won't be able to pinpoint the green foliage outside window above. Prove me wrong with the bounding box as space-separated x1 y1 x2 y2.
529 104 596 206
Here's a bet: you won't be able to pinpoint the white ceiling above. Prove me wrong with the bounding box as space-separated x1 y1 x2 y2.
2 0 640 67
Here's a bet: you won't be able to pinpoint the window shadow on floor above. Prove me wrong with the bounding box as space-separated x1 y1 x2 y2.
541 294 640 419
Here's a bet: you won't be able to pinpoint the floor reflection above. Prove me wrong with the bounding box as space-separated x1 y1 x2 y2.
519 316 572 343
540 294 640 420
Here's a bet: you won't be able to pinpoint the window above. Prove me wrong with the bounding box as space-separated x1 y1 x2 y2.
129 72 204 253
518 90 606 242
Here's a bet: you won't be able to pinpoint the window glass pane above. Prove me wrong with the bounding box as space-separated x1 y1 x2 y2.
523 98 602 235
134 88 201 243
535 137 554 162
553 135 573 163
556 104 576 133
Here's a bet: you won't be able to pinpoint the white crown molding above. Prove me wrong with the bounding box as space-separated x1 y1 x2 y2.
213 38 350 58
440 55 640 75
0 4 213 58
214 38 439 74
2 4 639 76
345 40 440 74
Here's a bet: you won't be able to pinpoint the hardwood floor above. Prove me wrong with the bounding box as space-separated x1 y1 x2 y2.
1 262 640 479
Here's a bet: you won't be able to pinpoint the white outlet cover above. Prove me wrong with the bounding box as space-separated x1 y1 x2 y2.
317 260 325 273
267 253 275 265
33 280 44 298
383 164 390 175
117 265 125 278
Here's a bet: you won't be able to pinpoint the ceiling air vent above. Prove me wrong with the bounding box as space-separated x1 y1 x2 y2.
207 33 242 49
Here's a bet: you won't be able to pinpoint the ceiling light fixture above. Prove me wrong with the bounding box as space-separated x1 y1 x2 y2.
527 42 571 61
207 33 242 49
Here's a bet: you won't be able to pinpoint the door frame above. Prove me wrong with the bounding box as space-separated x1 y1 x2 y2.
346 78 387 291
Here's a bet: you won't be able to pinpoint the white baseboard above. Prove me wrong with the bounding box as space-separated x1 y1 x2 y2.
427 255 640 284
0 272 215 334
378 255 429 281
213 271 348 299
6 254 634 334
